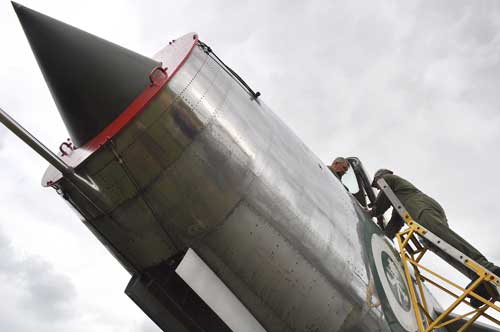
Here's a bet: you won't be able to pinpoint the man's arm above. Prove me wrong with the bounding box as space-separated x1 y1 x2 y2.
369 187 392 218
383 211 405 239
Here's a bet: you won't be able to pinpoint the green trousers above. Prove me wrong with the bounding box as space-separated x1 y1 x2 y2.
418 208 498 280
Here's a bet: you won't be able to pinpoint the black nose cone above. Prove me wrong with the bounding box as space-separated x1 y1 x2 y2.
12 2 160 147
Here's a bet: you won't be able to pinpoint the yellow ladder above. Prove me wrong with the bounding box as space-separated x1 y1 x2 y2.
377 178 500 331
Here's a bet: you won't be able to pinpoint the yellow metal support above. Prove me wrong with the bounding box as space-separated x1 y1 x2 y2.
457 306 488 332
426 276 485 331
414 266 429 319
376 178 500 332
397 234 425 331
435 308 480 328
393 219 500 331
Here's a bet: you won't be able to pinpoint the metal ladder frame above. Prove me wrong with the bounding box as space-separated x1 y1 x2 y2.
377 178 500 331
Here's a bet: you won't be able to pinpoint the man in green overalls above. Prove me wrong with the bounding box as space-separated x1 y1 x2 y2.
368 169 499 307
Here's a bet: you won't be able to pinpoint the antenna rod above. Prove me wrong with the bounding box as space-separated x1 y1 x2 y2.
0 106 74 175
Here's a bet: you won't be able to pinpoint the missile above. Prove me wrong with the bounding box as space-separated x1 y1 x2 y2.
12 1 160 148
5 3 480 332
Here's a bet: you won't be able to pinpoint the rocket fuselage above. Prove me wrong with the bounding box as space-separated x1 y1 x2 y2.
11 3 438 330
42 33 407 331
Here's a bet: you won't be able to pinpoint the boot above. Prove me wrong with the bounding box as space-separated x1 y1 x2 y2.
466 281 490 308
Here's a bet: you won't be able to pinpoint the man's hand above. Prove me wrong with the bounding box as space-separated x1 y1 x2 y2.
363 207 385 230
377 218 385 230
361 206 371 214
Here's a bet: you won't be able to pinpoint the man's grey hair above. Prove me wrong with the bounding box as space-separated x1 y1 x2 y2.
333 157 347 164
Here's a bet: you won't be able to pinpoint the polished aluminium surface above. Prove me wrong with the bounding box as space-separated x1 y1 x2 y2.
176 248 266 332
50 41 414 331
41 32 197 179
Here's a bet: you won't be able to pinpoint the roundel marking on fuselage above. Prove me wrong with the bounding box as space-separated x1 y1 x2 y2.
381 251 411 312
363 218 418 332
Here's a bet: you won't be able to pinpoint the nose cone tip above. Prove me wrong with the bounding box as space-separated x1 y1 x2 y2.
13 3 160 147
11 2 27 19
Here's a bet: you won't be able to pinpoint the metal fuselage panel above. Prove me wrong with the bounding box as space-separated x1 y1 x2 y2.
57 45 387 331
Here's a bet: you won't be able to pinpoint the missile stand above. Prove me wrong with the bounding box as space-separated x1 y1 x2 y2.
377 178 500 332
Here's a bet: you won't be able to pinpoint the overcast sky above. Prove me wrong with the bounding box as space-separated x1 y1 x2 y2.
1 0 500 331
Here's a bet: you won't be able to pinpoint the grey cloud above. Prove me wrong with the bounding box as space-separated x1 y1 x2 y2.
0 229 18 272
20 257 77 320
0 227 77 329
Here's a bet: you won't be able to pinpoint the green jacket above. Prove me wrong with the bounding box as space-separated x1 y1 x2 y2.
371 174 446 225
